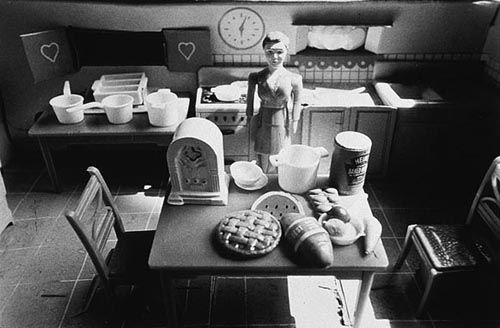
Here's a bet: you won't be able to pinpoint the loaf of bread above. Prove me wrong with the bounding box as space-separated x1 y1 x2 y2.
281 213 334 268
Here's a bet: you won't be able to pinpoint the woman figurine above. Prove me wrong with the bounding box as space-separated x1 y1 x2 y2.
246 31 303 173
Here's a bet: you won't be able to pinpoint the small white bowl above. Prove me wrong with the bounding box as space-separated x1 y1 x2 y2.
318 213 365 246
212 85 241 102
230 161 264 186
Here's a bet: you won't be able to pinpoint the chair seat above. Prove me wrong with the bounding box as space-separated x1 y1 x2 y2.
108 230 156 283
414 225 482 270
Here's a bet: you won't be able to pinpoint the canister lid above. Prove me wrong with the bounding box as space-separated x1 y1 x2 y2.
335 131 372 151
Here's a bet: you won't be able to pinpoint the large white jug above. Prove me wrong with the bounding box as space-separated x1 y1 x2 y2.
269 145 329 194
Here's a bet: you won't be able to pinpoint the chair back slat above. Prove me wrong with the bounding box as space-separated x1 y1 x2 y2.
74 177 101 220
477 200 500 241
95 209 116 252
65 166 126 283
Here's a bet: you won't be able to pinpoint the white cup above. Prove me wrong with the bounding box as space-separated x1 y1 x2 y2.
145 89 179 127
101 94 134 124
49 94 85 124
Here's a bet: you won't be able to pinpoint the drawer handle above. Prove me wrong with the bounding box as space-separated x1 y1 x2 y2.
221 129 235 135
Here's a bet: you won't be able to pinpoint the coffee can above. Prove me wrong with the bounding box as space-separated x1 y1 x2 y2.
329 131 372 195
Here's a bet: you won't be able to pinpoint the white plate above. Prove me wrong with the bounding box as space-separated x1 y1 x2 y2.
234 174 268 191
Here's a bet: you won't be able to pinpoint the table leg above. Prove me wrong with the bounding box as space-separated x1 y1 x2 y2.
37 138 60 193
160 273 178 328
353 271 375 328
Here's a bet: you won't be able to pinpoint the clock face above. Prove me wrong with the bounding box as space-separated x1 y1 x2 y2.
218 7 265 50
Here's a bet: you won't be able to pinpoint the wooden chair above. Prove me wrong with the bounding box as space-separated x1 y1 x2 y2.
65 166 156 316
392 156 500 317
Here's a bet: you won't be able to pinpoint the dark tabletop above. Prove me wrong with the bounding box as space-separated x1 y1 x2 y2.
28 98 190 137
148 175 389 276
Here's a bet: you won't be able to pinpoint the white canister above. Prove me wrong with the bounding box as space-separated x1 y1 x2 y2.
269 145 329 194
145 89 179 127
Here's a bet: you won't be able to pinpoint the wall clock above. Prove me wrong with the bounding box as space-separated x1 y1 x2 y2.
218 7 265 50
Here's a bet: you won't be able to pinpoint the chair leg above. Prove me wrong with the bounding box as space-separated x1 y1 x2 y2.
393 224 417 272
416 268 437 318
73 275 101 317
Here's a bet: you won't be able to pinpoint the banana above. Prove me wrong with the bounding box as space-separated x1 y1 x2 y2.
362 215 382 255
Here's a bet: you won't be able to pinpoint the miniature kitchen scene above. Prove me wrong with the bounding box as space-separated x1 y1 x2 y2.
1 1 500 328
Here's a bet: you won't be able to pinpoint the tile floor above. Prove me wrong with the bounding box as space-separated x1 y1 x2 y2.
0 149 499 328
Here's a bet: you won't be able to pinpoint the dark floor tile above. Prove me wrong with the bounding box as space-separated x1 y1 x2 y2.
61 280 119 328
5 194 24 215
13 192 73 220
382 208 461 238
370 179 472 211
424 274 500 322
2 169 41 193
1 281 73 328
0 248 38 286
372 208 393 238
180 276 213 326
246 277 295 325
32 170 85 193
0 217 56 249
211 277 246 326
20 245 86 284
370 273 430 321
396 237 424 272
380 237 410 272
433 321 500 328
385 321 435 328
364 182 381 209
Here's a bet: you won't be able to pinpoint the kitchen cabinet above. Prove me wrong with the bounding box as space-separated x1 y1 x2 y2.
301 105 396 176
349 107 396 176
389 106 452 178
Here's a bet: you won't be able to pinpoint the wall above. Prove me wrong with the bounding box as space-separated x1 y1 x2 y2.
484 5 500 86
0 0 497 166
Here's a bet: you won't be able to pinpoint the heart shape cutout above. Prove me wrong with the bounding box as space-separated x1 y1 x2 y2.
40 42 60 63
177 42 196 61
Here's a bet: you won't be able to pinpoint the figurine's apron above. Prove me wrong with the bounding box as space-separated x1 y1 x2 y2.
251 106 290 155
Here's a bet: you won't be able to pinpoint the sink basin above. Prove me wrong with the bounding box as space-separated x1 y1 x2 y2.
374 82 446 108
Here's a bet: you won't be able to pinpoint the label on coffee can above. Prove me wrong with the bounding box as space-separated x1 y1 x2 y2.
329 131 372 195
345 154 369 186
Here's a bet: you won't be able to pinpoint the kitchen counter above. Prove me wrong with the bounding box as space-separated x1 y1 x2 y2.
302 83 387 107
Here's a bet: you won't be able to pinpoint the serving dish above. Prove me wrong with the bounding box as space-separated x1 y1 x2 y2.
318 213 364 246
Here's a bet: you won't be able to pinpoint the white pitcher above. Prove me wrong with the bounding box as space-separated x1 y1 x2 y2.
269 145 329 194
145 89 179 127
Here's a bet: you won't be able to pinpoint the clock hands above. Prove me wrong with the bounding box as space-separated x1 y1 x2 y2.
239 16 248 37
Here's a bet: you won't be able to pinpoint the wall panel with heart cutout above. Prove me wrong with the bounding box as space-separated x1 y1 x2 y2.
163 29 213 72
20 29 77 83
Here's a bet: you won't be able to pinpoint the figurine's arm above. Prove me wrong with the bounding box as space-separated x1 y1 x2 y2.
246 73 257 118
291 73 303 133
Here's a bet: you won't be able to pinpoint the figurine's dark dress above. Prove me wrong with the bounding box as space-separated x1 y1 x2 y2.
250 70 297 155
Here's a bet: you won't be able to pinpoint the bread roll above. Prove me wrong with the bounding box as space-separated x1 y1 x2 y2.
281 213 334 268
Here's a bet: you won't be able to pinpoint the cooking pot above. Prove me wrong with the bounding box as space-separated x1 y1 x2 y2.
269 145 328 194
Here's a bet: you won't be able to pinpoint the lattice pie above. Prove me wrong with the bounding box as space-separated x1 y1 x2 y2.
215 210 281 257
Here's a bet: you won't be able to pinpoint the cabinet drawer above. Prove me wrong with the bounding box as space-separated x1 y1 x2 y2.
221 125 250 156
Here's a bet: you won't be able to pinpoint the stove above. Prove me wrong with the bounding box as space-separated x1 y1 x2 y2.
199 87 247 105
195 67 262 162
